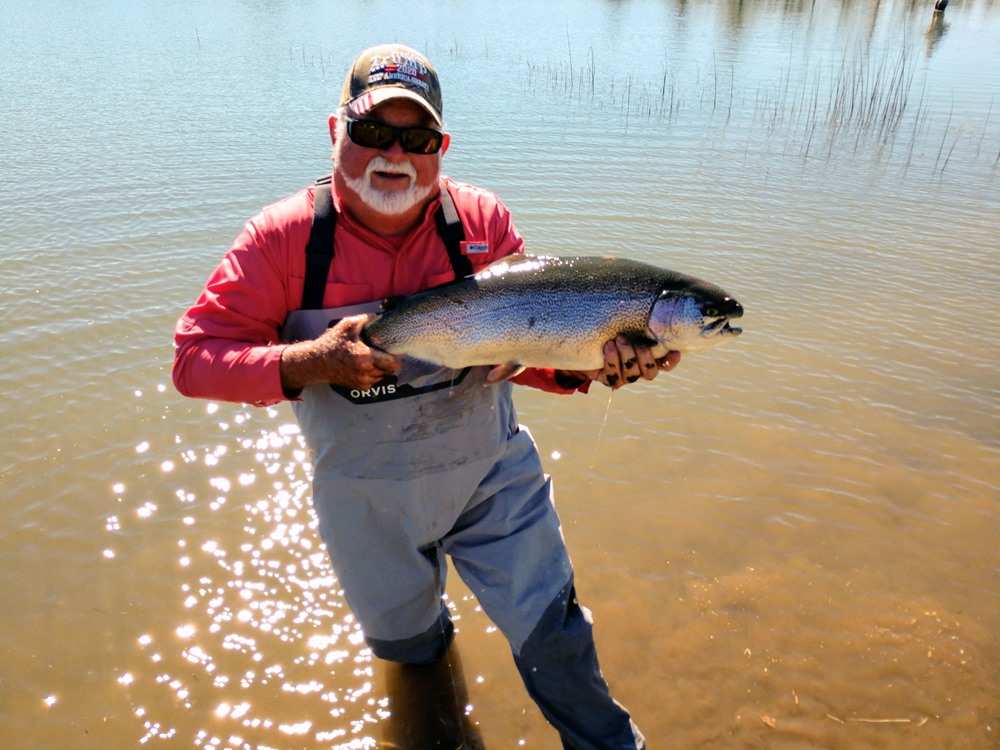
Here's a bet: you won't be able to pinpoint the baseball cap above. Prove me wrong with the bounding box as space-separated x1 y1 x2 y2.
340 44 443 127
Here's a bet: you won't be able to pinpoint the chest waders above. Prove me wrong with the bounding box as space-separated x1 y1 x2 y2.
285 179 643 749
282 177 569 654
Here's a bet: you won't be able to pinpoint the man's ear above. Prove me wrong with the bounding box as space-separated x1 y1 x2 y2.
328 114 337 145
440 132 451 156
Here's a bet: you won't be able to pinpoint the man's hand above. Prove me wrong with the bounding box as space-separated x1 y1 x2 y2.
567 336 681 390
280 314 400 394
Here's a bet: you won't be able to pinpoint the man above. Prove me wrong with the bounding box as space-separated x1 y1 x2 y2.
174 43 679 750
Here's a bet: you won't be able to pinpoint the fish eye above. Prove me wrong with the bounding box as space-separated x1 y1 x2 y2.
704 307 718 317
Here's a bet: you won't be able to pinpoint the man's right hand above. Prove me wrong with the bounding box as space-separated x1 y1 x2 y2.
280 314 401 395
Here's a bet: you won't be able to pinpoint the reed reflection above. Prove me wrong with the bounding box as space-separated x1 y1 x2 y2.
924 8 950 57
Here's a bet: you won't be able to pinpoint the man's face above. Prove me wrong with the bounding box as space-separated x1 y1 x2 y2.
332 99 449 220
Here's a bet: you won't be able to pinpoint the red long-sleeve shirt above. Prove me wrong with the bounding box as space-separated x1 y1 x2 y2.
173 177 588 406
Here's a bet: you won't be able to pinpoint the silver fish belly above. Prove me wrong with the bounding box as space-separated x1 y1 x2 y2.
361 255 743 370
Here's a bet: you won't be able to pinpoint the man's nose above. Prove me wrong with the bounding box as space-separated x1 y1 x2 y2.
382 138 407 158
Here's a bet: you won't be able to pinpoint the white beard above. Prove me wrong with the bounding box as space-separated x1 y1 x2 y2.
334 122 437 217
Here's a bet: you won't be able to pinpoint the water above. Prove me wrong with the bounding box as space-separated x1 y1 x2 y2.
2 0 998 748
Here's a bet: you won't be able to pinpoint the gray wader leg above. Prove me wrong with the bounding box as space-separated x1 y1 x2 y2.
367 600 454 664
513 580 646 750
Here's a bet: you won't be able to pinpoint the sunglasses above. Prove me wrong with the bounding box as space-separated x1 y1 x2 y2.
345 119 445 155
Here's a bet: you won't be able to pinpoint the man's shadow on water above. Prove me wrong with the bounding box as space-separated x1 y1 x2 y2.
378 643 487 750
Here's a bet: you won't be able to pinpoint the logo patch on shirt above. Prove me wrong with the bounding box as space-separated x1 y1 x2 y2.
461 241 490 255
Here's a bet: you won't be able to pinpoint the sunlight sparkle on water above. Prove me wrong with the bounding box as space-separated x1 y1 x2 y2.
278 721 312 735
210 477 232 492
123 415 388 745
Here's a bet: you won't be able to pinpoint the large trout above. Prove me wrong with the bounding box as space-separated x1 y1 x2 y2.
361 255 743 371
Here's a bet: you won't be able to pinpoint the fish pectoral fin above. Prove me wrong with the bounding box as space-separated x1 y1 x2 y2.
485 361 527 385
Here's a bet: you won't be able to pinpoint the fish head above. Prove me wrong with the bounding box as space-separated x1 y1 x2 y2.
648 284 743 353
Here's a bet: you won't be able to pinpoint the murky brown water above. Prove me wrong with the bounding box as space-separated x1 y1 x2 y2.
2 0 998 748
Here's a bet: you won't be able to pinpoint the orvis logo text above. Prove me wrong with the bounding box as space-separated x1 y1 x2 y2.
329 368 473 405
349 383 397 399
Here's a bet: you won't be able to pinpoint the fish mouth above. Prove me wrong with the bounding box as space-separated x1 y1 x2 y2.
701 296 743 337
703 318 743 337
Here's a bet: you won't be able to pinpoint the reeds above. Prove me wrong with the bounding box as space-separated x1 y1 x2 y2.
825 43 916 144
521 40 924 141
517 39 998 175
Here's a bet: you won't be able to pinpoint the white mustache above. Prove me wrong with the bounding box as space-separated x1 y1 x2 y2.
365 156 416 182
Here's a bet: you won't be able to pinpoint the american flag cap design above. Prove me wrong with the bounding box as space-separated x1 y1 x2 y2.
339 44 444 126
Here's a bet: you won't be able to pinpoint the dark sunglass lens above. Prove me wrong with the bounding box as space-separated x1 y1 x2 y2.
400 128 442 154
349 120 393 149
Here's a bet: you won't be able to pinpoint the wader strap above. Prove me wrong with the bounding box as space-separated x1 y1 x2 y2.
302 176 336 310
302 177 470 310
435 184 473 279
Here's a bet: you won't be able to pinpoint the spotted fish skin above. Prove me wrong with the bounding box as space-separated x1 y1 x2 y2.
361 255 743 370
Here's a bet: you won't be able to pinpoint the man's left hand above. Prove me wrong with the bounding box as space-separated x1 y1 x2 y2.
573 337 681 390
